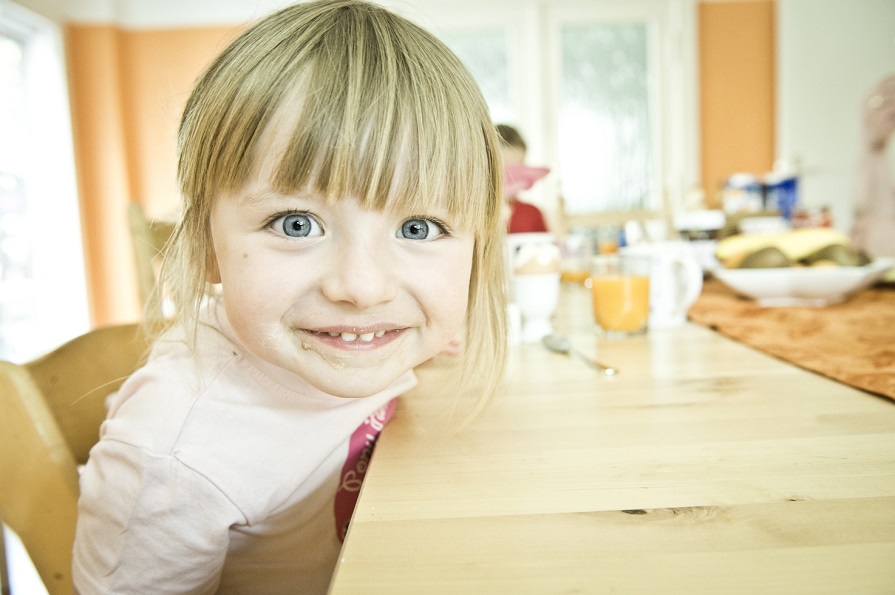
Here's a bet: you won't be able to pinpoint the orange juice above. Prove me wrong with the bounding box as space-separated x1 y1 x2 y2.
598 240 619 254
590 274 650 333
560 269 591 284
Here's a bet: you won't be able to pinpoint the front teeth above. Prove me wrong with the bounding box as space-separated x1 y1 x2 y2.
325 330 386 342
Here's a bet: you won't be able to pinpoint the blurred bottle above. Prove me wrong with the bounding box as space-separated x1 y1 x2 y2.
763 168 799 222
722 173 763 214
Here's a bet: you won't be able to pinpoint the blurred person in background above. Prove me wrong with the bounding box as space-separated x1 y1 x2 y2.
497 124 551 234
851 74 895 257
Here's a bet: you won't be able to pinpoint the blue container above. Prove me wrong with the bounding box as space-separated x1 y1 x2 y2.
765 176 798 221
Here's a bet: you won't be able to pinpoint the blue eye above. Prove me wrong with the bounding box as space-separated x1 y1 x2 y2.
271 213 322 238
398 218 444 241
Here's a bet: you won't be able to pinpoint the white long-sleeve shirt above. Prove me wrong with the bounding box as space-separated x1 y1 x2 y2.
73 302 415 594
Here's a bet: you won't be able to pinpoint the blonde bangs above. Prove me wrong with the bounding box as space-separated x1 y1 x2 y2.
268 9 499 235
178 1 500 234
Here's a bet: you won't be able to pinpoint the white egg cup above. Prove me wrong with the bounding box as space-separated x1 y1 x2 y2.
512 272 561 343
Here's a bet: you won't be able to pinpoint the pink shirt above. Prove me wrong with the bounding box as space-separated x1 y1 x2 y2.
73 300 415 594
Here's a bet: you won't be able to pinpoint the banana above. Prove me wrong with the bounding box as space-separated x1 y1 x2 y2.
716 228 851 264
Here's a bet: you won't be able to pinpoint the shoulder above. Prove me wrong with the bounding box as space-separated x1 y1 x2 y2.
102 310 248 448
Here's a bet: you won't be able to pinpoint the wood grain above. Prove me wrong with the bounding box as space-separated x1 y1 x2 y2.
329 285 895 593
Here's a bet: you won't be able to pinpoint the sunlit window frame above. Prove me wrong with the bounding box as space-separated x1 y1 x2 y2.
0 0 89 362
398 0 698 223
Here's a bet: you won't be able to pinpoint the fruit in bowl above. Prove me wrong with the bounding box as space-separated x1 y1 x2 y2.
715 228 871 269
712 228 892 306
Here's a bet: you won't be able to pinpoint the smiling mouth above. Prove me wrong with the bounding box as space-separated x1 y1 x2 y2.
303 328 403 349
318 330 386 343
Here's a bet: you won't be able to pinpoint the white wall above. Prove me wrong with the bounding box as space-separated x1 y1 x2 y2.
777 0 895 233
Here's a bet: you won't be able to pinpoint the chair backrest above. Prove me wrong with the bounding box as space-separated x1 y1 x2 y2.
553 193 674 242
27 323 147 466
1 511 9 595
0 362 80 594
128 202 176 308
0 323 147 594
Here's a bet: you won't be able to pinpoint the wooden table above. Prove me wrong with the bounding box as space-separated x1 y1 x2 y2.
689 278 895 402
328 285 895 594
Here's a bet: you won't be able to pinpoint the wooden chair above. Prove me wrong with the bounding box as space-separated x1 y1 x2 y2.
1 511 10 595
128 202 176 308
0 324 147 594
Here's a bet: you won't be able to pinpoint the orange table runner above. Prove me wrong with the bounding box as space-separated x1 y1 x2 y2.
688 278 895 402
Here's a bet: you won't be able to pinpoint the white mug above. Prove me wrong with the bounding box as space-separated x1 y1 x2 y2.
620 241 703 328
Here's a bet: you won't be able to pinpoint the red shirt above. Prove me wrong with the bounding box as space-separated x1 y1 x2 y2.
508 199 549 234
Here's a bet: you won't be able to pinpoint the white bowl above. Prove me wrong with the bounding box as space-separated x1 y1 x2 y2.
712 258 894 307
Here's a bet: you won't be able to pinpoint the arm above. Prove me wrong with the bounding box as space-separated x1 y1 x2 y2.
72 441 244 594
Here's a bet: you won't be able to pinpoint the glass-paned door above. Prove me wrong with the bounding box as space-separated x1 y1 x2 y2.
440 28 517 125
557 22 655 214
385 0 695 220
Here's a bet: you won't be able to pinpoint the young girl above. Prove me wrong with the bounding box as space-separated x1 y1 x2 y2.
72 1 507 592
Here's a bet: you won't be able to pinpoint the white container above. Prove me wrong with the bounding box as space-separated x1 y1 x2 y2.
620 241 704 328
512 272 561 343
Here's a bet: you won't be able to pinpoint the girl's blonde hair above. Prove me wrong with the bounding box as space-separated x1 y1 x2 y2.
152 0 507 416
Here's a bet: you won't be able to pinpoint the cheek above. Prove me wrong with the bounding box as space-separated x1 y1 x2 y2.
423 246 474 328
218 250 287 317
224 257 292 303
219 272 293 358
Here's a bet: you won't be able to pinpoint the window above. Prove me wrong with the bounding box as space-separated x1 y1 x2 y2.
440 28 516 125
557 22 655 214
0 1 88 362
413 0 696 219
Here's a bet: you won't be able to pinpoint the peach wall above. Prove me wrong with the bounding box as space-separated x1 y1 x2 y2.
66 25 134 325
699 0 776 206
66 24 240 325
118 28 241 218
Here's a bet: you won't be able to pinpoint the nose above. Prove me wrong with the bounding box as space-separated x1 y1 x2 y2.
321 238 398 308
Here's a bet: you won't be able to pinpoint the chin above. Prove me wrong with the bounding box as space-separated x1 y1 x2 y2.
309 372 404 400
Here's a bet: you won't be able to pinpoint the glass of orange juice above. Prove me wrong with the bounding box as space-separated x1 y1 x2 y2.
559 233 593 285
589 254 651 337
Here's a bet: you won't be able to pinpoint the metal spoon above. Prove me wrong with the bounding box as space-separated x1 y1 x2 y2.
542 333 618 376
